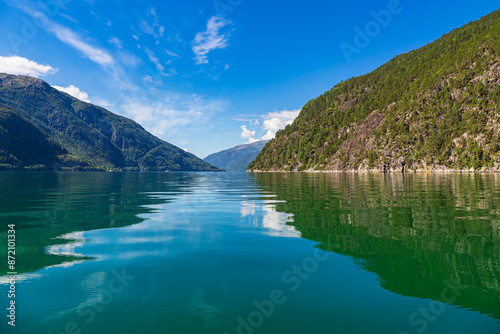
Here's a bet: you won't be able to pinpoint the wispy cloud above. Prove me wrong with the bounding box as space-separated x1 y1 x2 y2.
165 50 181 58
47 23 114 65
139 6 165 43
120 93 227 142
108 37 123 49
144 47 165 73
192 16 232 65
143 75 162 86
11 1 114 66
0 56 57 77
93 98 114 108
53 84 91 103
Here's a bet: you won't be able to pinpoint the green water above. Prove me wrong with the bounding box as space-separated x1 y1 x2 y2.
0 172 499 334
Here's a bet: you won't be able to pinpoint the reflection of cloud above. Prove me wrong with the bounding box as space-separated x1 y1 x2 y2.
241 201 256 217
262 205 301 238
0 273 42 284
46 231 86 257
240 200 301 238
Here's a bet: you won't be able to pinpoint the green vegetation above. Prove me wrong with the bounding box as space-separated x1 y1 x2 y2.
0 74 219 171
250 9 500 171
0 103 66 170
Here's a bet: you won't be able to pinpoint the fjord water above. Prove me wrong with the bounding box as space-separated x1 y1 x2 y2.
0 172 499 334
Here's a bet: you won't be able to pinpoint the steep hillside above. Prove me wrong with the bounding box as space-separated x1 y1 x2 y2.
250 9 500 172
204 140 269 171
0 103 66 170
0 74 219 171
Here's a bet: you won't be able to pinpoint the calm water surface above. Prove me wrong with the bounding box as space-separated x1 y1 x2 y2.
0 172 499 334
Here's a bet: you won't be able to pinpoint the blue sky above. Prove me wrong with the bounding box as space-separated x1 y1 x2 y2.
0 0 498 158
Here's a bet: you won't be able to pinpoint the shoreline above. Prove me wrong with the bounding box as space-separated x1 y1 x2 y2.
248 168 500 173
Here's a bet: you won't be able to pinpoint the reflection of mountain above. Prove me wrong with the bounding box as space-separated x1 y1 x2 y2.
0 172 192 276
254 173 500 319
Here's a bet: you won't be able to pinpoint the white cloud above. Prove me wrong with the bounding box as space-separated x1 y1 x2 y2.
235 110 300 143
144 47 165 73
48 24 114 65
139 6 165 42
240 125 258 143
0 56 57 77
93 98 113 108
165 50 181 58
119 51 142 68
108 37 123 48
143 75 162 86
262 110 300 140
192 16 232 65
140 20 155 35
53 85 91 103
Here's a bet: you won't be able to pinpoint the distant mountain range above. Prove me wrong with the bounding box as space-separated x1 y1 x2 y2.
250 9 500 172
204 140 269 171
0 74 219 171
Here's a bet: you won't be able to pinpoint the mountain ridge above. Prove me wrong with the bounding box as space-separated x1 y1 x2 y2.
0 73 220 171
204 140 269 171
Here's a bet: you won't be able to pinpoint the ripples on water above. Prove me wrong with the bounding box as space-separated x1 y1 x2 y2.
0 172 499 334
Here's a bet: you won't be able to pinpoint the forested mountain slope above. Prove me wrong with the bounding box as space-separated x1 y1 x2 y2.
0 74 219 171
250 9 500 172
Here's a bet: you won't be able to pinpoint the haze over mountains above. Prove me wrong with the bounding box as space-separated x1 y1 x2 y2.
250 9 500 172
0 74 219 171
204 140 269 171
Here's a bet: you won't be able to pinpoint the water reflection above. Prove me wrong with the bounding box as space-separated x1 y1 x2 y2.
0 172 197 276
240 200 300 238
253 172 500 319
0 172 498 334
